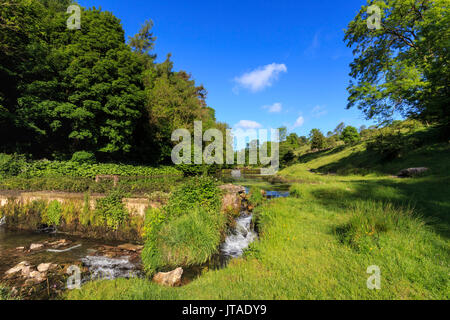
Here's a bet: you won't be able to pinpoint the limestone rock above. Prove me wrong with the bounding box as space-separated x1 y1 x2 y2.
37 263 57 273
5 261 30 276
30 243 44 251
219 184 246 194
153 267 183 287
117 243 143 252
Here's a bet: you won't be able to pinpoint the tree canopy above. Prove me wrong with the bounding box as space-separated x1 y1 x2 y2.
0 0 221 164
344 0 449 126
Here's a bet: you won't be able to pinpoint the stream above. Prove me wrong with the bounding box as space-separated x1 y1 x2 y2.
0 173 290 296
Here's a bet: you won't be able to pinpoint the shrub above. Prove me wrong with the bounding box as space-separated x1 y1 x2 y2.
71 151 96 164
95 189 129 230
164 176 221 217
43 200 62 226
0 153 27 177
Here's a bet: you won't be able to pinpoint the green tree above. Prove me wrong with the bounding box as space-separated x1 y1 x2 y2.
309 129 327 150
341 126 361 144
344 0 450 126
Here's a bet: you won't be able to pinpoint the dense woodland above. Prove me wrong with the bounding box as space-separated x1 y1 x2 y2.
0 0 226 164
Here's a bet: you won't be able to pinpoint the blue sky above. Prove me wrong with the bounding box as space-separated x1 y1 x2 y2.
78 0 378 137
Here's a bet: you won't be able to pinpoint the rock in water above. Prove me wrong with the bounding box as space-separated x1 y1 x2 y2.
397 167 429 178
30 243 44 251
117 243 144 252
153 268 183 287
37 263 57 273
5 261 30 276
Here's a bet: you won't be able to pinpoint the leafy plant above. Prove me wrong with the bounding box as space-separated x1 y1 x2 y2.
95 189 129 230
43 200 62 226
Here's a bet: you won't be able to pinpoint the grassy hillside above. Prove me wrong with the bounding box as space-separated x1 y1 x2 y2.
67 126 450 300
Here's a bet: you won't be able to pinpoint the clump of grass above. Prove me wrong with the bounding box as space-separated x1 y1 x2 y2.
42 200 62 226
289 184 304 198
141 177 225 275
248 187 264 207
337 200 423 253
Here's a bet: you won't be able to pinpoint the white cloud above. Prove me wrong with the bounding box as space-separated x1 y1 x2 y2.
234 63 287 92
293 116 305 128
234 120 263 130
311 105 327 117
263 102 283 113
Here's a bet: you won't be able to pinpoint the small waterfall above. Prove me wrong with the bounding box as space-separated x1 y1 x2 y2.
0 216 5 227
221 214 257 258
81 256 141 282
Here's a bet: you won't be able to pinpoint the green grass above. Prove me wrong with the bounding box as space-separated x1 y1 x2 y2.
67 128 450 300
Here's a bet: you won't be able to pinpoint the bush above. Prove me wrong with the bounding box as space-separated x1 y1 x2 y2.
164 176 221 217
43 200 62 226
95 189 129 230
0 153 27 177
71 151 96 164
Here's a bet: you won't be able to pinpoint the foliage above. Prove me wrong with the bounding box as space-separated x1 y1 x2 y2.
344 0 450 125
341 126 360 144
309 129 327 150
42 200 62 226
95 189 128 230
0 1 224 165
143 207 225 273
71 151 96 165
164 176 221 218
141 177 224 274
248 187 264 207
0 153 27 178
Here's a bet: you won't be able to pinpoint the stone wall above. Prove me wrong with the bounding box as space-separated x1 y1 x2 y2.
0 190 158 217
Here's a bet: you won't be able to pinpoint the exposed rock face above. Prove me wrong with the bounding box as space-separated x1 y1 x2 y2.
219 184 246 214
219 184 246 194
153 267 183 287
397 167 429 178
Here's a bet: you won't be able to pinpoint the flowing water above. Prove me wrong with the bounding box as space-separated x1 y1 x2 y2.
0 172 290 291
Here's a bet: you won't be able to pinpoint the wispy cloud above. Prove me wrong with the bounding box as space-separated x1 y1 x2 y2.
293 116 305 128
234 63 287 93
263 102 283 113
311 105 327 118
234 120 263 130
304 31 321 57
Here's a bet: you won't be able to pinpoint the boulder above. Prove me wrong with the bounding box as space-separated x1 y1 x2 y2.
397 167 429 178
153 267 183 287
29 271 45 283
37 263 57 273
5 261 30 276
30 243 44 251
219 184 246 194
16 247 25 251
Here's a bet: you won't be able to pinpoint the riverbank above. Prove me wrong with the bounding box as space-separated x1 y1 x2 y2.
66 143 450 300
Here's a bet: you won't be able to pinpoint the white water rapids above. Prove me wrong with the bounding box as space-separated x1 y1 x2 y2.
220 214 257 258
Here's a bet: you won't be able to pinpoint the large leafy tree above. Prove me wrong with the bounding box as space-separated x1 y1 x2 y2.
344 0 450 125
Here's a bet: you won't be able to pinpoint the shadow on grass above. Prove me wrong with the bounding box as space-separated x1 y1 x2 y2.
309 176 450 240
